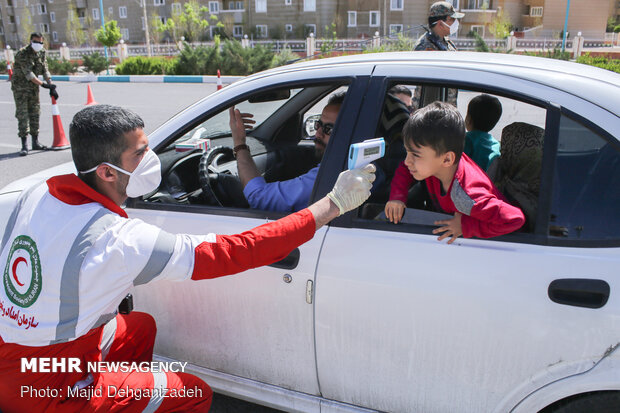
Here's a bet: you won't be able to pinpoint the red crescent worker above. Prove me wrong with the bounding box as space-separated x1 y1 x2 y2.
0 104 375 412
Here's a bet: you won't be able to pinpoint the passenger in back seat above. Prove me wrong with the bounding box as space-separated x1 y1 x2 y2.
464 94 502 172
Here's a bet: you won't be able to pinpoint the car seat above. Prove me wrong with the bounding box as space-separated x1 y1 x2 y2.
493 122 545 232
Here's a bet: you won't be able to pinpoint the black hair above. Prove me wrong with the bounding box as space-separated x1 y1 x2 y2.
389 85 412 97
403 101 465 160
428 15 448 27
327 91 346 108
467 94 503 132
30 32 43 40
70 104 145 188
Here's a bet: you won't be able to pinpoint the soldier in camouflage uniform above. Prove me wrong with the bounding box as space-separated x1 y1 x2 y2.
11 32 56 156
412 1 464 110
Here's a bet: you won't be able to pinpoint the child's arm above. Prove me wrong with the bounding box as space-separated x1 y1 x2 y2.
460 195 525 238
389 162 414 203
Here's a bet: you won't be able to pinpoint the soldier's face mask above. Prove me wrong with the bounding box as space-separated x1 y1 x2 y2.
80 149 162 198
31 41 44 52
441 19 459 36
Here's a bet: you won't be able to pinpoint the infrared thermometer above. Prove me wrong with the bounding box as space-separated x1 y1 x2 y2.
348 138 385 169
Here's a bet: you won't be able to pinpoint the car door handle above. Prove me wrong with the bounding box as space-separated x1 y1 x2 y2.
268 248 300 270
548 279 610 309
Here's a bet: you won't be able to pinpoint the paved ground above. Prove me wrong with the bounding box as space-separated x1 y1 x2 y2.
0 79 282 412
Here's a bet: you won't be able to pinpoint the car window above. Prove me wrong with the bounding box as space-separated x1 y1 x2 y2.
354 82 548 241
549 114 620 241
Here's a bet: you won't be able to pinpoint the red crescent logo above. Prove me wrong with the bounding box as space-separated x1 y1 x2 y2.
11 257 27 287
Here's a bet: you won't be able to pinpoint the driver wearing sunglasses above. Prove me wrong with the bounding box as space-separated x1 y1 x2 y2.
230 92 345 213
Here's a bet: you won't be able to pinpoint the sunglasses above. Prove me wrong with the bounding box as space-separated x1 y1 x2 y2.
31 41 44 44
314 119 335 136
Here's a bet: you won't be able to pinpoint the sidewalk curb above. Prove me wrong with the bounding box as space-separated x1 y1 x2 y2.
0 74 244 84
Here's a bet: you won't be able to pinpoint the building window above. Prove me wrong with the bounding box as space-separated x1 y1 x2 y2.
467 0 489 8
389 24 402 35
236 1 243 9
256 24 267 37
50 11 55 22
92 8 99 20
285 23 292 32
171 2 181 14
447 0 459 9
233 25 242 36
37 3 46 14
109 7 114 15
470 25 484 36
7 0 12 6
16 15 20 24
154 0 165 6
285 0 291 4
304 23 315 36
390 0 402 11
347 11 356 27
159 16 167 24
119 6 127 18
530 6 543 17
141 16 146 29
255 0 266 12
369 10 380 27
52 31 58 41
39 22 49 33
121 28 129 39
30 5 35 15
303 0 314 11
228 1 234 8
9 15 15 24
208 1 219 13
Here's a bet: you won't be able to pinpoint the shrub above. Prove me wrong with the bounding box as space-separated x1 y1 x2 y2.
272 46 301 68
82 53 110 74
0 60 6 74
614 25 620 33
576 53 620 73
115 56 175 75
172 43 210 75
524 48 570 61
47 57 79 75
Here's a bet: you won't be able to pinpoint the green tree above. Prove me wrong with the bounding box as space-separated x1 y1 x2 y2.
19 7 36 45
489 8 512 39
320 22 337 53
159 0 210 42
66 4 87 46
96 20 122 47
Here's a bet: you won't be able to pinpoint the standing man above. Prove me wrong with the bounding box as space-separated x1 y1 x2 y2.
411 2 464 110
414 1 463 52
11 32 57 156
0 104 374 412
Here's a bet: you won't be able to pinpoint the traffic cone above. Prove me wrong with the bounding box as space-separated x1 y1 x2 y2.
216 69 222 90
85 84 97 105
7 63 13 81
51 96 70 150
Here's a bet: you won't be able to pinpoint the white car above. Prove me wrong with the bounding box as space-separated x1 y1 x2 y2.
1 52 619 413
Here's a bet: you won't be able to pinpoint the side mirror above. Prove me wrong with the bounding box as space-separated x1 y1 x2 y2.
303 114 321 139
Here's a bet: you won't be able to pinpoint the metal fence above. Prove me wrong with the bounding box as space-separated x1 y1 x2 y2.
45 35 615 61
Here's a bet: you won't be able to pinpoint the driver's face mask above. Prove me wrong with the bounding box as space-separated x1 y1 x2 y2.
442 18 459 36
80 149 161 198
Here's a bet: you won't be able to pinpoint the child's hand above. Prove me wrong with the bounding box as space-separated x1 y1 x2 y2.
385 200 406 224
433 212 463 244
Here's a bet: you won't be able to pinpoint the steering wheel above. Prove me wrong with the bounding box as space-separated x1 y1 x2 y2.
198 146 248 208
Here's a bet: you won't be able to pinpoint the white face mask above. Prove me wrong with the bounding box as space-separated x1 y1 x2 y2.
31 42 44 52
442 19 459 36
80 149 161 198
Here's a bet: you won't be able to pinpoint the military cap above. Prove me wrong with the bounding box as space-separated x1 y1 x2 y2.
429 1 465 18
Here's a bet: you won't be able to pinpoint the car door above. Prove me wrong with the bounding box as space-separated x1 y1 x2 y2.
311 68 620 412
128 69 371 396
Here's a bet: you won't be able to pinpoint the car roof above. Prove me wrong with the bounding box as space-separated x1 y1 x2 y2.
255 51 620 116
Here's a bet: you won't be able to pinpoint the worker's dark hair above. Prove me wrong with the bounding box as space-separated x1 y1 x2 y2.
403 101 465 161
327 91 346 108
467 94 503 132
389 85 412 97
70 104 145 188
30 32 43 40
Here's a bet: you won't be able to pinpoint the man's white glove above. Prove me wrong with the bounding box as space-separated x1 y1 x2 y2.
327 164 376 215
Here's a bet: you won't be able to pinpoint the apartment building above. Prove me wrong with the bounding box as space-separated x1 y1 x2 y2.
0 0 614 49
